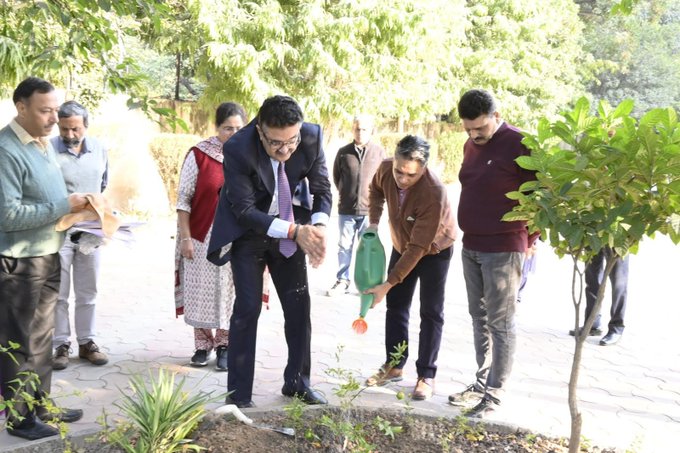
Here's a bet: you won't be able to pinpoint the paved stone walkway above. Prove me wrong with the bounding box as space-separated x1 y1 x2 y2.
1 212 679 452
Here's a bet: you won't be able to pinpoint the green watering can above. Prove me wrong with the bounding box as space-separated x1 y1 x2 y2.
352 229 386 334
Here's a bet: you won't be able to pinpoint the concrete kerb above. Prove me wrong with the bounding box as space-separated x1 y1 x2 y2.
0 404 528 453
0 427 102 453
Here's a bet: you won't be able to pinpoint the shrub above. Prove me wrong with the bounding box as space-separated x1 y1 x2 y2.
148 133 202 208
375 133 403 156
104 369 217 453
433 130 467 183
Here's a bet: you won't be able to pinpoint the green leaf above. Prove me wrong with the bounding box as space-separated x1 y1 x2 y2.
515 155 540 171
612 99 635 119
98 0 111 12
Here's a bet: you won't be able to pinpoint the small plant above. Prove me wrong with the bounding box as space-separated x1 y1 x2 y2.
387 341 408 369
439 430 455 452
281 343 410 451
373 415 403 440
452 415 485 442
282 394 306 431
103 368 217 453
318 413 374 451
580 434 592 451
0 342 69 446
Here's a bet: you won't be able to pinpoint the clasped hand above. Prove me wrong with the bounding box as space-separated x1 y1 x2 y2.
67 193 89 212
296 224 326 268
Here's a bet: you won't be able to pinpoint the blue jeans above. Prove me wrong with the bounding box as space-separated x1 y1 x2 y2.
462 248 524 403
336 214 368 282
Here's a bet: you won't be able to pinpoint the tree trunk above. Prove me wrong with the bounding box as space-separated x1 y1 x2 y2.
175 52 181 101
568 251 618 452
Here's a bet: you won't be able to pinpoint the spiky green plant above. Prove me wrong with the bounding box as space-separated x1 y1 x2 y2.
107 369 216 453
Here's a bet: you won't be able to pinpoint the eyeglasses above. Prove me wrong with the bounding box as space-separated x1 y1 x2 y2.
260 128 301 151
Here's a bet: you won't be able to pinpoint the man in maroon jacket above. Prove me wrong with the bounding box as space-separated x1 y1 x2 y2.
450 89 536 418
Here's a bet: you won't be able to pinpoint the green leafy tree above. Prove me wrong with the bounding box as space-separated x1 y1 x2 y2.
3 0 590 137
191 0 470 127
0 0 167 100
188 0 587 129
0 0 191 129
456 0 587 127
504 97 680 452
581 0 680 116
138 0 205 101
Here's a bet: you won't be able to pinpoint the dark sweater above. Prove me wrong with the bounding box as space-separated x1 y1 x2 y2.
457 122 535 253
333 141 385 215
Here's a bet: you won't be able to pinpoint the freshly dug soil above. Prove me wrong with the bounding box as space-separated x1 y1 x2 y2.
190 407 616 453
51 407 616 453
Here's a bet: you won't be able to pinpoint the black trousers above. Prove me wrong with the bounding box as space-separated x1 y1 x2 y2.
0 254 60 422
585 248 629 334
227 233 311 402
384 246 453 379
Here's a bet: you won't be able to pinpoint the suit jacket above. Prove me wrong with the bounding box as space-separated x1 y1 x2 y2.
207 120 332 265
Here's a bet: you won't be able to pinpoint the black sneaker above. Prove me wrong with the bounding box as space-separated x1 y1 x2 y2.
448 383 484 407
190 349 209 367
465 396 500 419
215 346 228 371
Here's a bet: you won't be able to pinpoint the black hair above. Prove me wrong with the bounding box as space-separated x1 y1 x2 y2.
457 89 497 120
58 100 89 128
13 77 55 104
257 95 304 128
215 102 247 127
395 135 430 165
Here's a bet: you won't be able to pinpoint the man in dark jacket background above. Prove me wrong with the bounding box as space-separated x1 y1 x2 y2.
327 114 385 296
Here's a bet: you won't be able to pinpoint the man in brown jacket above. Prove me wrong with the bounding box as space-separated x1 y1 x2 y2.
363 135 456 401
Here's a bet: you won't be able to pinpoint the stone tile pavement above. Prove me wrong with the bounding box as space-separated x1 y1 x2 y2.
1 213 679 452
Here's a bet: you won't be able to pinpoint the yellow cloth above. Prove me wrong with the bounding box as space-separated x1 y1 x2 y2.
55 193 121 238
9 119 50 152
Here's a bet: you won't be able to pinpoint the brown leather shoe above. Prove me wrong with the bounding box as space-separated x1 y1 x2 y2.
78 341 108 365
365 364 403 386
52 344 71 370
412 377 434 400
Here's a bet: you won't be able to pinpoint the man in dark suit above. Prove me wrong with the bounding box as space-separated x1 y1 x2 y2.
208 95 331 408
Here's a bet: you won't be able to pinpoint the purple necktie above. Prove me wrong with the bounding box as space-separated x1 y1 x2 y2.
278 162 297 257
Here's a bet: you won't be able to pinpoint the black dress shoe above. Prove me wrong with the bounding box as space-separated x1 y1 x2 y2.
599 332 622 346
281 385 328 405
569 326 603 337
37 405 84 423
7 418 59 440
225 396 255 408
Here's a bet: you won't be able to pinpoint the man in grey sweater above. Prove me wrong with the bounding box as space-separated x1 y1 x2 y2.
51 100 110 370
0 77 88 440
